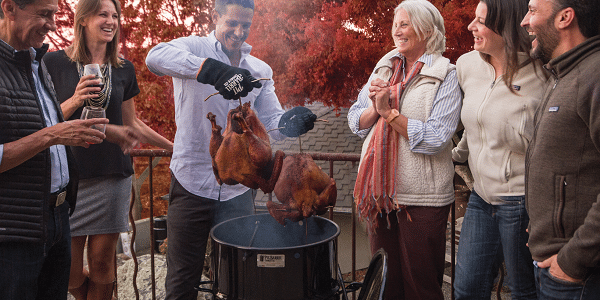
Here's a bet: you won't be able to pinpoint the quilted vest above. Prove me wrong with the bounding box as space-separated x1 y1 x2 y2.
0 42 78 244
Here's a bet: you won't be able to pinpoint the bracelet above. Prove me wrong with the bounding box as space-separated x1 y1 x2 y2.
386 109 400 124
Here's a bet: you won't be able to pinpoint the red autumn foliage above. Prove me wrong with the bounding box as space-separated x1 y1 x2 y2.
248 0 478 109
47 0 478 136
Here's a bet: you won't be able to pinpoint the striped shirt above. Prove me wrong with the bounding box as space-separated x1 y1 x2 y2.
348 53 462 155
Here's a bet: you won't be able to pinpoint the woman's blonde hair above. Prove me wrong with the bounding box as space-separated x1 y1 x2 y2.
66 0 123 67
395 0 446 55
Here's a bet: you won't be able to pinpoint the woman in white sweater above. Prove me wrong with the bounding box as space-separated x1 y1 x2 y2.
451 0 546 299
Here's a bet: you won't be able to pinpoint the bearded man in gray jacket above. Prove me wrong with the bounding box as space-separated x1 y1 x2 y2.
520 0 600 298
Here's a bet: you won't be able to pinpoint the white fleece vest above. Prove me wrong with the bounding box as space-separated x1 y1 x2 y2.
359 51 455 207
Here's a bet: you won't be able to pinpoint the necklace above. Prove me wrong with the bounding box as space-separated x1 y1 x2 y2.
76 61 112 109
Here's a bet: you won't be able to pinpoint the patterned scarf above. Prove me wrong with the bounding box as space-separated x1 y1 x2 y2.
354 57 424 231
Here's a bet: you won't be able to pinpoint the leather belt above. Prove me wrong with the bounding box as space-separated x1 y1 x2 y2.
49 190 67 208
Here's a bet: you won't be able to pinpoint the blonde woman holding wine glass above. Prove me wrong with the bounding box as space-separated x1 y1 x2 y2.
43 0 173 298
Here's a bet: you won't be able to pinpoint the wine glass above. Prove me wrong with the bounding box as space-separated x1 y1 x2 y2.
83 64 104 97
80 106 106 134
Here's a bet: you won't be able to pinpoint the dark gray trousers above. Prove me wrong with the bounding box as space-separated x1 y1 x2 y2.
164 175 254 300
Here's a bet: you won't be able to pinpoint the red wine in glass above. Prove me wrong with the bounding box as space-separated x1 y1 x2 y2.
89 82 104 95
83 64 104 96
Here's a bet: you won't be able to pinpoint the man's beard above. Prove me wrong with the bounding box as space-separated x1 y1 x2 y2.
531 17 560 64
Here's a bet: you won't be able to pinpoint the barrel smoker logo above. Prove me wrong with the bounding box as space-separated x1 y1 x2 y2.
257 254 285 268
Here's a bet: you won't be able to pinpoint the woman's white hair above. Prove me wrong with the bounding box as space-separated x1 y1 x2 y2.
395 0 446 54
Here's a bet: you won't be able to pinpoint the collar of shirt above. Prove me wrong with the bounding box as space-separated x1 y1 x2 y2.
0 38 48 61
207 31 252 64
390 52 433 81
392 52 434 67
29 47 36 60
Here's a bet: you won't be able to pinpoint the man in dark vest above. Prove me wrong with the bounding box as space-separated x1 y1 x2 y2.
0 0 108 298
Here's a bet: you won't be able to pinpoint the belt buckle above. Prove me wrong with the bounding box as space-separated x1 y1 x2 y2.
55 190 67 207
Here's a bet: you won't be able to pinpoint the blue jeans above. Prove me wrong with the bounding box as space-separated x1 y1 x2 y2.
0 201 71 300
535 262 600 300
454 191 536 299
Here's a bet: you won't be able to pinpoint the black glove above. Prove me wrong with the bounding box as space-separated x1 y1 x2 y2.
196 58 262 100
278 107 317 137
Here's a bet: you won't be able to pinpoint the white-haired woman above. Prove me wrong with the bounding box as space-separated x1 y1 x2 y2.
348 0 461 298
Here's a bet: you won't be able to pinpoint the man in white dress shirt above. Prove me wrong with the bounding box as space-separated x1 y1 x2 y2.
146 0 317 298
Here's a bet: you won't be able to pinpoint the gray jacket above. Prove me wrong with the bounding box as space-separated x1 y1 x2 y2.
526 35 600 280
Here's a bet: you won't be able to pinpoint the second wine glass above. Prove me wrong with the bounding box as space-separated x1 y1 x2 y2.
80 106 106 135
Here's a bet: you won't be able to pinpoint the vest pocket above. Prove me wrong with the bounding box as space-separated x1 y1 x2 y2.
501 151 512 183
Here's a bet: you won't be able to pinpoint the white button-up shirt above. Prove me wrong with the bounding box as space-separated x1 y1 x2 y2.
146 31 286 201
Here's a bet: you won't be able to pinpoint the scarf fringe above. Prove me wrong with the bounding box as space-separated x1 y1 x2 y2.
354 193 413 233
355 193 400 232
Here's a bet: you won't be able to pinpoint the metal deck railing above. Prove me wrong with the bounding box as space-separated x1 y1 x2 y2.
122 149 467 300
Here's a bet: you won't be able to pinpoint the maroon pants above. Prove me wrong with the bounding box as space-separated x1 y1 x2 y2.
369 204 451 300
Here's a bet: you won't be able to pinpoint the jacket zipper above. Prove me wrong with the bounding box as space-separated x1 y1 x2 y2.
475 66 500 200
525 67 559 208
554 176 567 238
